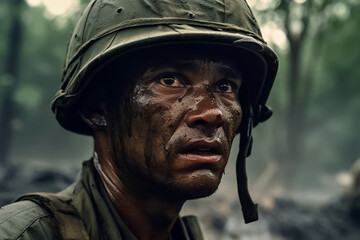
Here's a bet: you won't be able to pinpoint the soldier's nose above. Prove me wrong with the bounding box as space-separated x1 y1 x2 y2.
186 108 223 128
185 97 224 130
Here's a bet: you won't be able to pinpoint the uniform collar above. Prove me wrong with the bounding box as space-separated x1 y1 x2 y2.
69 159 204 240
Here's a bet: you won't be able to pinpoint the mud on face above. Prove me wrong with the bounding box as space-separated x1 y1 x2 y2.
92 45 245 200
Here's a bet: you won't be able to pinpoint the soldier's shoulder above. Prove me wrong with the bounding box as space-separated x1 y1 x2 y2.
0 200 57 240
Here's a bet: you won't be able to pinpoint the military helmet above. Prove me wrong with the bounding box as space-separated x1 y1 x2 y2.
52 0 278 223
52 0 277 134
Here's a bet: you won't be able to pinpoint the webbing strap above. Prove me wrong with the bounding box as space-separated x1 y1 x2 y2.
17 193 90 240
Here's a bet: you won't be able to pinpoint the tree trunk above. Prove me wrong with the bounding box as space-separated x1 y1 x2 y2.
0 0 24 163
276 36 306 192
284 39 304 189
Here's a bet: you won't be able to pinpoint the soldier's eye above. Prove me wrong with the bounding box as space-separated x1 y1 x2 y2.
214 81 237 93
159 75 184 88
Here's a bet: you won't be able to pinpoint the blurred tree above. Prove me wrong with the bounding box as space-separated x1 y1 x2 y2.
307 3 360 171
249 0 360 192
0 1 93 165
11 2 93 164
0 0 25 164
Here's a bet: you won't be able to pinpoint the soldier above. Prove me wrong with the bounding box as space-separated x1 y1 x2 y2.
0 0 278 239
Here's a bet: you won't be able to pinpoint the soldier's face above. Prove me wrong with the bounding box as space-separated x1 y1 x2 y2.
112 51 242 199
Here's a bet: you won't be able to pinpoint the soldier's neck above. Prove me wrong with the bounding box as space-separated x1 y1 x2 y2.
93 136 184 240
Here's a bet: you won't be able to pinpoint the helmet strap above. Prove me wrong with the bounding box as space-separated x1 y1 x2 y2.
236 105 258 223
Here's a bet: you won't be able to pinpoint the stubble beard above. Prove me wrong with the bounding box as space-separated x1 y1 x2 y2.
161 176 221 200
137 167 223 201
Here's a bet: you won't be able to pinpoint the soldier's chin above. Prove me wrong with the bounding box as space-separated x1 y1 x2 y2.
165 180 220 200
177 185 219 200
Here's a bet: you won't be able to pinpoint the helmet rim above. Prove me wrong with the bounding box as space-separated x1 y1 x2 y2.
52 25 278 135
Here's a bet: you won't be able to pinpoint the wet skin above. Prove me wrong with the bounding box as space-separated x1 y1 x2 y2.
90 54 243 240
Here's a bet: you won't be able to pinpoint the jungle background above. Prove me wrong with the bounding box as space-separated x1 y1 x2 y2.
1 0 360 239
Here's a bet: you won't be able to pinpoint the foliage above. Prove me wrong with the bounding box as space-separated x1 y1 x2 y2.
247 0 360 190
0 1 92 164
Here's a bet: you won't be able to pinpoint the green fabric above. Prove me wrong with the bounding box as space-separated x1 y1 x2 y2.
73 160 204 240
0 200 57 240
72 160 131 239
17 192 90 240
0 160 204 240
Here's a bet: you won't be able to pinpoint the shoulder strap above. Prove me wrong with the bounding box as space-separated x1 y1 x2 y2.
17 192 90 240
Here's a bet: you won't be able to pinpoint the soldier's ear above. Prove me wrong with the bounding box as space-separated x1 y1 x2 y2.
79 108 107 131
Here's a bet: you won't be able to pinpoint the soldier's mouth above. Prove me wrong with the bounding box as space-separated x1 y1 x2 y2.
182 148 221 155
178 139 223 162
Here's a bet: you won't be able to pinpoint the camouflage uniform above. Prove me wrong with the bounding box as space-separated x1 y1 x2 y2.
0 160 203 240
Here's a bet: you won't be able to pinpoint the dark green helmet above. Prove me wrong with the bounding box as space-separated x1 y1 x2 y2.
52 0 278 223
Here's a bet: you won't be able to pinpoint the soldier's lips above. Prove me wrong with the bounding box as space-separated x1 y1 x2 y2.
176 139 223 163
177 153 221 163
